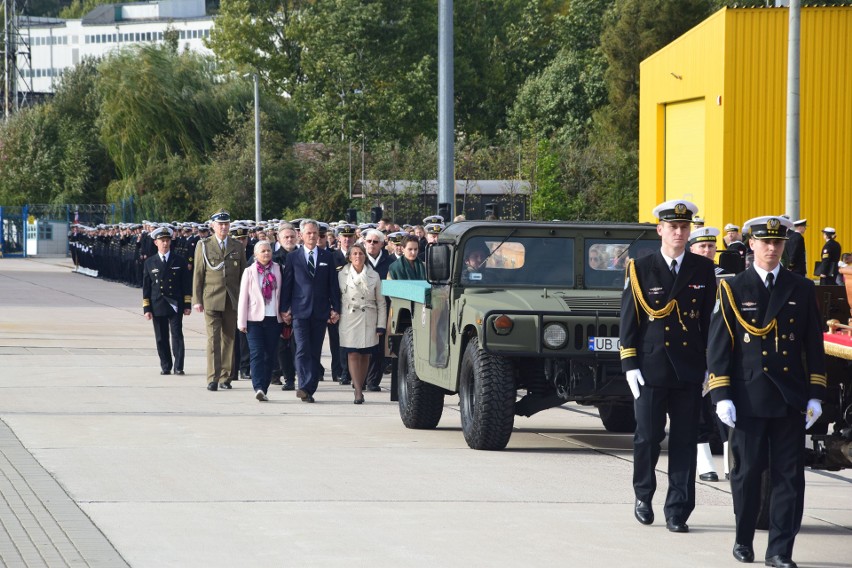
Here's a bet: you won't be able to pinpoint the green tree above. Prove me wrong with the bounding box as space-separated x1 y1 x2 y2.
205 0 305 94
205 108 301 219
96 44 243 192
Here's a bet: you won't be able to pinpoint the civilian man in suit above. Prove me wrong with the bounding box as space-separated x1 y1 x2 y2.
708 216 826 568
272 223 298 390
362 229 395 392
280 219 341 403
143 227 192 375
193 209 247 391
620 199 717 533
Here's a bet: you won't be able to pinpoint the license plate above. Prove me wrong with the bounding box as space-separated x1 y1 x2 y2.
588 337 621 352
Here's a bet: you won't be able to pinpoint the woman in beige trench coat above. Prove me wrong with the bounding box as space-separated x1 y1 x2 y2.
338 243 387 403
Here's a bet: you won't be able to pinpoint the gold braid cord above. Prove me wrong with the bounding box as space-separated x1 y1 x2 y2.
627 260 687 331
719 279 779 351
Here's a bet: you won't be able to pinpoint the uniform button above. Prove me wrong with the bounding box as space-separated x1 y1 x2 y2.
782 335 787 339
683 311 688 315
762 351 768 356
665 341 670 347
682 341 687 346
665 326 670 331
655 300 660 305
751 319 757 323
783 351 788 356
789 318 795 323
692 298 697 303
763 367 768 372
783 367 789 372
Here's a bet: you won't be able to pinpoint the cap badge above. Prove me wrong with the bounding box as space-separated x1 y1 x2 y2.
674 203 687 215
767 218 780 231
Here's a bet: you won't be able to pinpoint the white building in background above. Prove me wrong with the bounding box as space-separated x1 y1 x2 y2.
18 0 214 94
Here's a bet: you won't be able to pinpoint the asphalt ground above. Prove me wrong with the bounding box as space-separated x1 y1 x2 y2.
0 257 850 567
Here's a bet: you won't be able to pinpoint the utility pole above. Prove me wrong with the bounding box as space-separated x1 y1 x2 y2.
3 0 12 120
437 0 453 217
784 0 801 220
252 73 261 222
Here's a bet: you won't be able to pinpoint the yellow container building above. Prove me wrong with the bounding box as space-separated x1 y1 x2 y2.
639 6 852 272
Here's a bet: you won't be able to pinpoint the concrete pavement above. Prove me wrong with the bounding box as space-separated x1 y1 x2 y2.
0 257 850 567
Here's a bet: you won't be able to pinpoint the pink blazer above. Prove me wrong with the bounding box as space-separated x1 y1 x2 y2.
237 262 283 329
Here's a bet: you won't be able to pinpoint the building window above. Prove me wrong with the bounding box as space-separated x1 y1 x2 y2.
38 224 53 240
179 30 185 39
203 29 210 38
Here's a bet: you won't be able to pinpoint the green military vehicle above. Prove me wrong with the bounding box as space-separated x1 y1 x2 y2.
381 220 663 450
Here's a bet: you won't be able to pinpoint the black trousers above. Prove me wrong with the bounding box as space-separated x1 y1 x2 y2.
231 326 251 379
274 331 296 384
152 311 184 372
326 322 343 380
633 383 701 522
365 332 387 388
731 413 805 558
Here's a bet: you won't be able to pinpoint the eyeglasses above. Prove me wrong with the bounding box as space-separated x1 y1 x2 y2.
364 240 380 244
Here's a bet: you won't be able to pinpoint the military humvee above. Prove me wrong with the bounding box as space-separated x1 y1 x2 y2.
381 221 662 450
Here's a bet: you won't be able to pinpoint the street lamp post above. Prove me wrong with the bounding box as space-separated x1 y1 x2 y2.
252 73 262 222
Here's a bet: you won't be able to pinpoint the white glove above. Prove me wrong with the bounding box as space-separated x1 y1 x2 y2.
716 399 736 429
626 369 645 399
805 399 823 430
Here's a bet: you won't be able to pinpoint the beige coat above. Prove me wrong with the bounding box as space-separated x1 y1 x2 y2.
192 237 247 310
338 264 387 349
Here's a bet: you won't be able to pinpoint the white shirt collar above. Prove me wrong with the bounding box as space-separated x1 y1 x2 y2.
752 263 781 287
161 252 169 262
660 250 686 272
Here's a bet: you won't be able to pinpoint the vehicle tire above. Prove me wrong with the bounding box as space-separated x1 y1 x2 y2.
458 337 515 450
727 430 770 530
398 328 444 429
597 403 636 433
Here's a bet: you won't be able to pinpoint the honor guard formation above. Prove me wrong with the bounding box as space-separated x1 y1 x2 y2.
69 203 848 567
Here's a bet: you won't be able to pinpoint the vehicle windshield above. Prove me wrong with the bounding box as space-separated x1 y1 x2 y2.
585 238 659 289
460 236 574 287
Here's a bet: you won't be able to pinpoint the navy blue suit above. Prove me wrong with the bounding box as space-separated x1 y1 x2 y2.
280 246 341 395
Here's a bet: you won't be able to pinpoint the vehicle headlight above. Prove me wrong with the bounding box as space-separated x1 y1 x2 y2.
543 323 568 349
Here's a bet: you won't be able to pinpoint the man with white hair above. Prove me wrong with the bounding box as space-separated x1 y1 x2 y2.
362 229 394 391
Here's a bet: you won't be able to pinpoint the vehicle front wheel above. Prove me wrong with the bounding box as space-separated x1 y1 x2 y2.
458 337 515 450
597 403 637 433
398 327 444 429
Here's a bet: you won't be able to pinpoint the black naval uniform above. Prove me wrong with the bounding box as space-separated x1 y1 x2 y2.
143 252 192 373
708 267 826 560
620 250 716 522
815 237 841 285
785 230 807 277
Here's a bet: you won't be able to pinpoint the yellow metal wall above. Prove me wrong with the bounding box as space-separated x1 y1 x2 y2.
664 99 706 209
639 10 726 223
640 7 852 270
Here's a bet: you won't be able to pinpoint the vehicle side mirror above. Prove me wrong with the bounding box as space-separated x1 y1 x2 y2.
427 244 451 284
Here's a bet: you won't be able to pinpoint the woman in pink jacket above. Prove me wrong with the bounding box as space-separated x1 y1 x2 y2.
238 240 283 401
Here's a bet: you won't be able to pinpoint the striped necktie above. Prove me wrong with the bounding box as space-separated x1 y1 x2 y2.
308 250 315 277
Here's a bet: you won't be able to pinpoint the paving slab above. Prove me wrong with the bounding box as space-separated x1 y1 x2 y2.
0 258 850 567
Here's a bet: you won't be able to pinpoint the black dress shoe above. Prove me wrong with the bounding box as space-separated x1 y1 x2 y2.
699 472 719 482
354 396 364 404
207 382 218 391
296 388 308 400
220 382 232 390
339 379 351 386
764 555 797 568
366 385 381 392
160 370 171 375
666 518 689 533
302 395 315 403
175 370 185 375
282 382 295 391
634 500 654 525
270 378 282 385
733 544 754 563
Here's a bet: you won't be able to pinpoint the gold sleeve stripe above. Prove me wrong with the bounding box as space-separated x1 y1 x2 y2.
809 373 826 380
184 295 192 303
708 374 730 389
142 299 151 307
619 347 637 359
809 376 828 387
